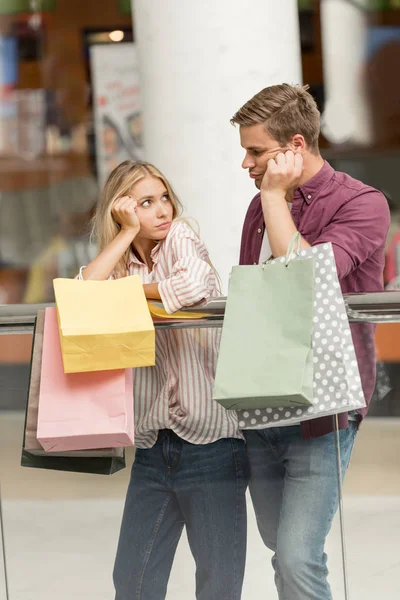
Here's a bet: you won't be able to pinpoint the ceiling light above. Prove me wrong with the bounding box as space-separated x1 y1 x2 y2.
109 30 125 43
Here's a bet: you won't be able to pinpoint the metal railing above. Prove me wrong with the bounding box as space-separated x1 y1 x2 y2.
1 291 400 334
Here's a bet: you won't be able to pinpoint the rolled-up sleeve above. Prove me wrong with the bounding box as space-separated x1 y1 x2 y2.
158 225 214 314
312 189 390 279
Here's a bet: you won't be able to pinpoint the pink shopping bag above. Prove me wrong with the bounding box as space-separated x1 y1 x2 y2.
37 307 134 452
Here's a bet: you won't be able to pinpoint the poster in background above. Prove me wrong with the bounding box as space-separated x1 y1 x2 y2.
0 34 46 158
90 42 143 187
0 35 18 154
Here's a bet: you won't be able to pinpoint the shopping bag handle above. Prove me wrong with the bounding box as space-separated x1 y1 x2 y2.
261 232 302 269
285 232 302 267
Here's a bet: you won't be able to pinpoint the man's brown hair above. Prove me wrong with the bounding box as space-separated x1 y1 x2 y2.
231 83 321 154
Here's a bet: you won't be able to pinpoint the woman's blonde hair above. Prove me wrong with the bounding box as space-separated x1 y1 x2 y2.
92 160 183 277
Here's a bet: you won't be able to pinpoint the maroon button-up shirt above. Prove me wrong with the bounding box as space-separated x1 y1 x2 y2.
239 161 390 438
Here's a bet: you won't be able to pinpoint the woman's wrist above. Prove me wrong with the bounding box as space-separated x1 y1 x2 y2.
119 227 138 243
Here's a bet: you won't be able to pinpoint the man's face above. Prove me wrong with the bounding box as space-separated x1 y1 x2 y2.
239 123 290 189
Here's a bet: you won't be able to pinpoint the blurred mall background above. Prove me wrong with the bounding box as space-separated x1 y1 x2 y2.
0 1 400 598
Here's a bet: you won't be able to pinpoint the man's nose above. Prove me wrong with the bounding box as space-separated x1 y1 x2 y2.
242 152 255 170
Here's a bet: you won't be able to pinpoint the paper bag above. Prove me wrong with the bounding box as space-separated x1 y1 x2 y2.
53 275 155 373
21 311 125 474
213 234 315 409
36 307 134 453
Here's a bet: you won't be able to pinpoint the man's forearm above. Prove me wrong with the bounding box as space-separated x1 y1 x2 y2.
261 190 310 258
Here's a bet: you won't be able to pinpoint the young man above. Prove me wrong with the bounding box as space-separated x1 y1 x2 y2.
231 84 390 600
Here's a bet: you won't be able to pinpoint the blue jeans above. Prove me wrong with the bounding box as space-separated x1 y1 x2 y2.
113 430 249 600
244 422 357 600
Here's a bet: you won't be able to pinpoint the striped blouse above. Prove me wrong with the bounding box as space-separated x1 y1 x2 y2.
80 220 241 448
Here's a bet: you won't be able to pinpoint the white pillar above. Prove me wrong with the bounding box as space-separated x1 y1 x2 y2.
132 0 302 291
320 0 371 146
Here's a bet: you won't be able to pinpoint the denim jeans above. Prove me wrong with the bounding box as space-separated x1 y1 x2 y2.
244 422 357 600
113 430 249 600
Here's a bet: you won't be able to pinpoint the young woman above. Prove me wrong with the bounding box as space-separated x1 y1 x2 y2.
79 160 248 600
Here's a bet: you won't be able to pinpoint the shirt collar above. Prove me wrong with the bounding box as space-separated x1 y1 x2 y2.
293 160 334 205
127 240 162 268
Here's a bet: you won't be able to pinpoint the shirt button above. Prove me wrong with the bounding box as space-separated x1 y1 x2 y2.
258 228 262 233
307 195 312 200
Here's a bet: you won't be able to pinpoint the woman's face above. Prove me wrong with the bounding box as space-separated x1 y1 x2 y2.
130 176 174 241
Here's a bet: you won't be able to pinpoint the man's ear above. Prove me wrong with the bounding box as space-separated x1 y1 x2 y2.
292 134 306 152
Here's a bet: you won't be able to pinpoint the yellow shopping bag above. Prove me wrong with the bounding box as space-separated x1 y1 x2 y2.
147 301 211 320
53 276 155 373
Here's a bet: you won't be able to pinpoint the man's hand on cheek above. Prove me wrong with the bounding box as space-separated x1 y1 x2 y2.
261 150 304 198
